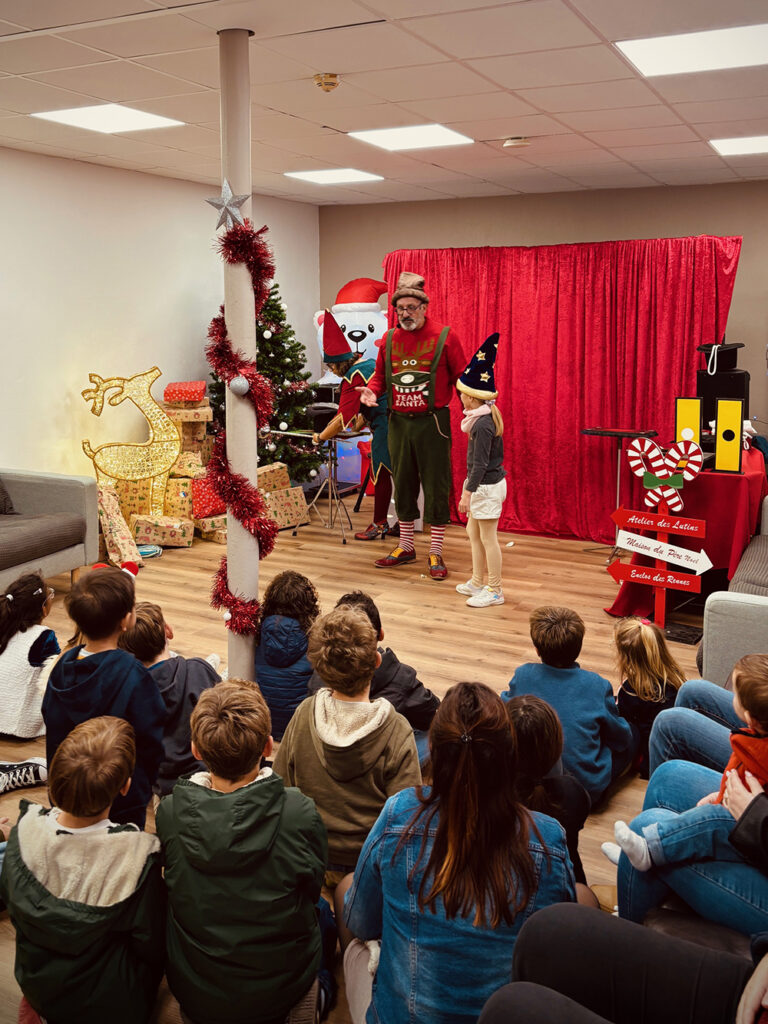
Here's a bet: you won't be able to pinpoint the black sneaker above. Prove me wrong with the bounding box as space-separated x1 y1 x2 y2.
0 758 47 794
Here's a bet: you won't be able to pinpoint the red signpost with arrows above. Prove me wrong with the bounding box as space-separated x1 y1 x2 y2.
608 436 708 628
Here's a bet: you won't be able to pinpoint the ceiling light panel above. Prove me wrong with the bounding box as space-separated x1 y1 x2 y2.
349 123 473 151
616 24 768 77
31 103 184 133
710 135 768 156
284 168 384 183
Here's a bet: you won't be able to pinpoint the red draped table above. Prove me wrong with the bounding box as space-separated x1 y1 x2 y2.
606 447 768 618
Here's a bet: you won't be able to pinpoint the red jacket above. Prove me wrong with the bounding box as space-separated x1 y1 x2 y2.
715 729 768 803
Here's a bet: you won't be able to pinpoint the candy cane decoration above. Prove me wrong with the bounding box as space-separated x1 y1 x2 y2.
664 439 704 481
626 436 702 513
627 437 667 480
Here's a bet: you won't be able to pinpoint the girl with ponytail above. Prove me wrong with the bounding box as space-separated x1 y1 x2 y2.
0 572 59 737
339 681 575 1024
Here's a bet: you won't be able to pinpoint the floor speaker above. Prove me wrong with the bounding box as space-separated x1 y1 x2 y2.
696 369 749 425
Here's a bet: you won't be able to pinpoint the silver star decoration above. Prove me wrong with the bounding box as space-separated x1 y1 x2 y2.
206 178 249 229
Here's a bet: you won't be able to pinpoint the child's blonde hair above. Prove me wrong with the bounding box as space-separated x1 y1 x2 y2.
614 618 685 702
490 403 504 437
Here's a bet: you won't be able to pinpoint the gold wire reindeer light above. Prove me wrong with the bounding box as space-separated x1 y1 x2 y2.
81 367 181 516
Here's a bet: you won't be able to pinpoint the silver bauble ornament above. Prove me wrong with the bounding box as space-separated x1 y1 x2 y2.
309 469 318 478
263 329 272 339
229 375 250 396
279 421 288 431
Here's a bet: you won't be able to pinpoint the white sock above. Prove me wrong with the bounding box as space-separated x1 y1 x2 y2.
614 820 652 871
600 841 621 865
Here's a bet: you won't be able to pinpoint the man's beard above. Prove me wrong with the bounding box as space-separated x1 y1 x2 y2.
400 318 421 332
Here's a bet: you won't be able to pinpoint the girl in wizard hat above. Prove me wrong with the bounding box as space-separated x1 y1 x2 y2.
312 311 395 541
456 333 506 608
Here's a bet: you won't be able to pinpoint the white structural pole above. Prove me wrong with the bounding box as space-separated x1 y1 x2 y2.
218 28 258 680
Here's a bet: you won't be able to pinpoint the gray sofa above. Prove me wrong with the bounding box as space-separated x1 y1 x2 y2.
0 468 98 591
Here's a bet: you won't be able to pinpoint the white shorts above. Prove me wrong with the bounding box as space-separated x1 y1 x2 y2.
467 477 507 519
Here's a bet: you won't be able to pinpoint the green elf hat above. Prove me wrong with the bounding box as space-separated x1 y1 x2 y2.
457 332 500 401
321 309 354 363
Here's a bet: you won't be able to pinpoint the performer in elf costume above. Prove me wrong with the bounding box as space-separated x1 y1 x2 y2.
359 272 466 580
312 310 395 541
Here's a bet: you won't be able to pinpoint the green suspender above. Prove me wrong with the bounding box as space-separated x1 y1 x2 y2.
427 327 450 414
384 329 396 402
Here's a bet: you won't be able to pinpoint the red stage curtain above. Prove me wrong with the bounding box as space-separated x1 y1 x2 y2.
383 237 742 543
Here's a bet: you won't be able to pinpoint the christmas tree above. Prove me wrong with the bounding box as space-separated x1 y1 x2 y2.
209 283 324 482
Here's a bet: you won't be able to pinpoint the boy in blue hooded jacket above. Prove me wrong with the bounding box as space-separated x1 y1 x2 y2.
42 567 165 828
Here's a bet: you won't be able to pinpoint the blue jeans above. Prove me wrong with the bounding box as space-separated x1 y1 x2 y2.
618 761 768 935
644 803 740 866
648 680 738 775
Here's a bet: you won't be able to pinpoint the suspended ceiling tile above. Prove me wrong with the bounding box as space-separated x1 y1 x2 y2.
694 118 768 139
346 62 496 103
67 17 215 59
131 89 222 124
357 181 454 201
251 78 381 116
564 169 659 189
584 124 699 147
252 111 337 140
115 122 219 150
482 168 583 192
469 45 634 91
364 0 521 14
650 67 768 105
568 0 768 41
0 35 113 74
30 60 208 101
259 22 447 74
485 133 599 155
557 105 683 132
405 2 600 60
649 166 740 185
0 76 101 113
521 148 624 169
0 1 150 31
178 0 378 38
133 46 219 88
317 104 428 133
428 179 518 197
0 20 25 36
673 96 768 124
627 155 730 173
250 143 331 173
401 91 536 124
613 140 714 161
518 78 658 113
271 130 375 160
450 113 570 141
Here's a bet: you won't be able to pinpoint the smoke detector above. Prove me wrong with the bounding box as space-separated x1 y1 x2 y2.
314 73 340 92
502 136 531 148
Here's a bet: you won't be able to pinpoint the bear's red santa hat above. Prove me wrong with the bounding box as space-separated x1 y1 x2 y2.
332 278 388 312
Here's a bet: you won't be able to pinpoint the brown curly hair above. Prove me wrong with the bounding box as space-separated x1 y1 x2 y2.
256 570 320 642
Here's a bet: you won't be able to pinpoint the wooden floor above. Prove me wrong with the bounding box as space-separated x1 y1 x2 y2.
0 503 702 1023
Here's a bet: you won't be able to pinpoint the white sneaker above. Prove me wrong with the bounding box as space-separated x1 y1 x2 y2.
206 653 221 673
456 580 484 596
466 586 505 608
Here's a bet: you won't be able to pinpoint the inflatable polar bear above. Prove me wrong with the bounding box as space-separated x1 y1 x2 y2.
313 278 388 380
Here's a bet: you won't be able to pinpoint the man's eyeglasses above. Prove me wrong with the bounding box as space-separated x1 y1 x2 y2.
395 303 423 315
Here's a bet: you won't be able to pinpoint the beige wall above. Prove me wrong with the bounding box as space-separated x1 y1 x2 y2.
319 181 768 424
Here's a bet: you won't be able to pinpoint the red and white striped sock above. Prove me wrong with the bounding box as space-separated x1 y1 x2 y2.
429 526 446 555
398 521 415 552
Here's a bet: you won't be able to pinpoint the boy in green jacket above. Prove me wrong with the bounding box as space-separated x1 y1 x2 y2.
274 606 421 874
156 680 327 1024
0 716 165 1024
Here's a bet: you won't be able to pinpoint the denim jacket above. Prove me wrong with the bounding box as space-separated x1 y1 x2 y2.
344 787 576 1024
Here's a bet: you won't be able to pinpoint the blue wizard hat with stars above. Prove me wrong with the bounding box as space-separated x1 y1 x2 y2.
457 332 500 401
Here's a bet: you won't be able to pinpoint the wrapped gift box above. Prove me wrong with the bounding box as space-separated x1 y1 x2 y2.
171 452 204 478
194 513 227 533
201 527 227 544
164 478 193 518
200 435 215 466
180 422 207 450
164 381 206 404
164 404 213 424
263 485 310 530
113 478 152 520
97 529 108 563
191 478 226 519
129 514 194 548
98 486 144 566
257 461 291 492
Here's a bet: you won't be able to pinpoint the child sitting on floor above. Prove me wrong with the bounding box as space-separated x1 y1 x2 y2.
611 653 768 871
501 606 635 804
615 616 686 778
119 601 221 795
0 571 59 740
156 680 327 1024
307 590 439 763
0 716 165 1023
274 605 421 875
254 570 320 740
42 567 166 828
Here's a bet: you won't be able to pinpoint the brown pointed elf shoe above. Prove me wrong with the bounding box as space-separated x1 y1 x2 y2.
375 546 416 569
428 553 447 580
